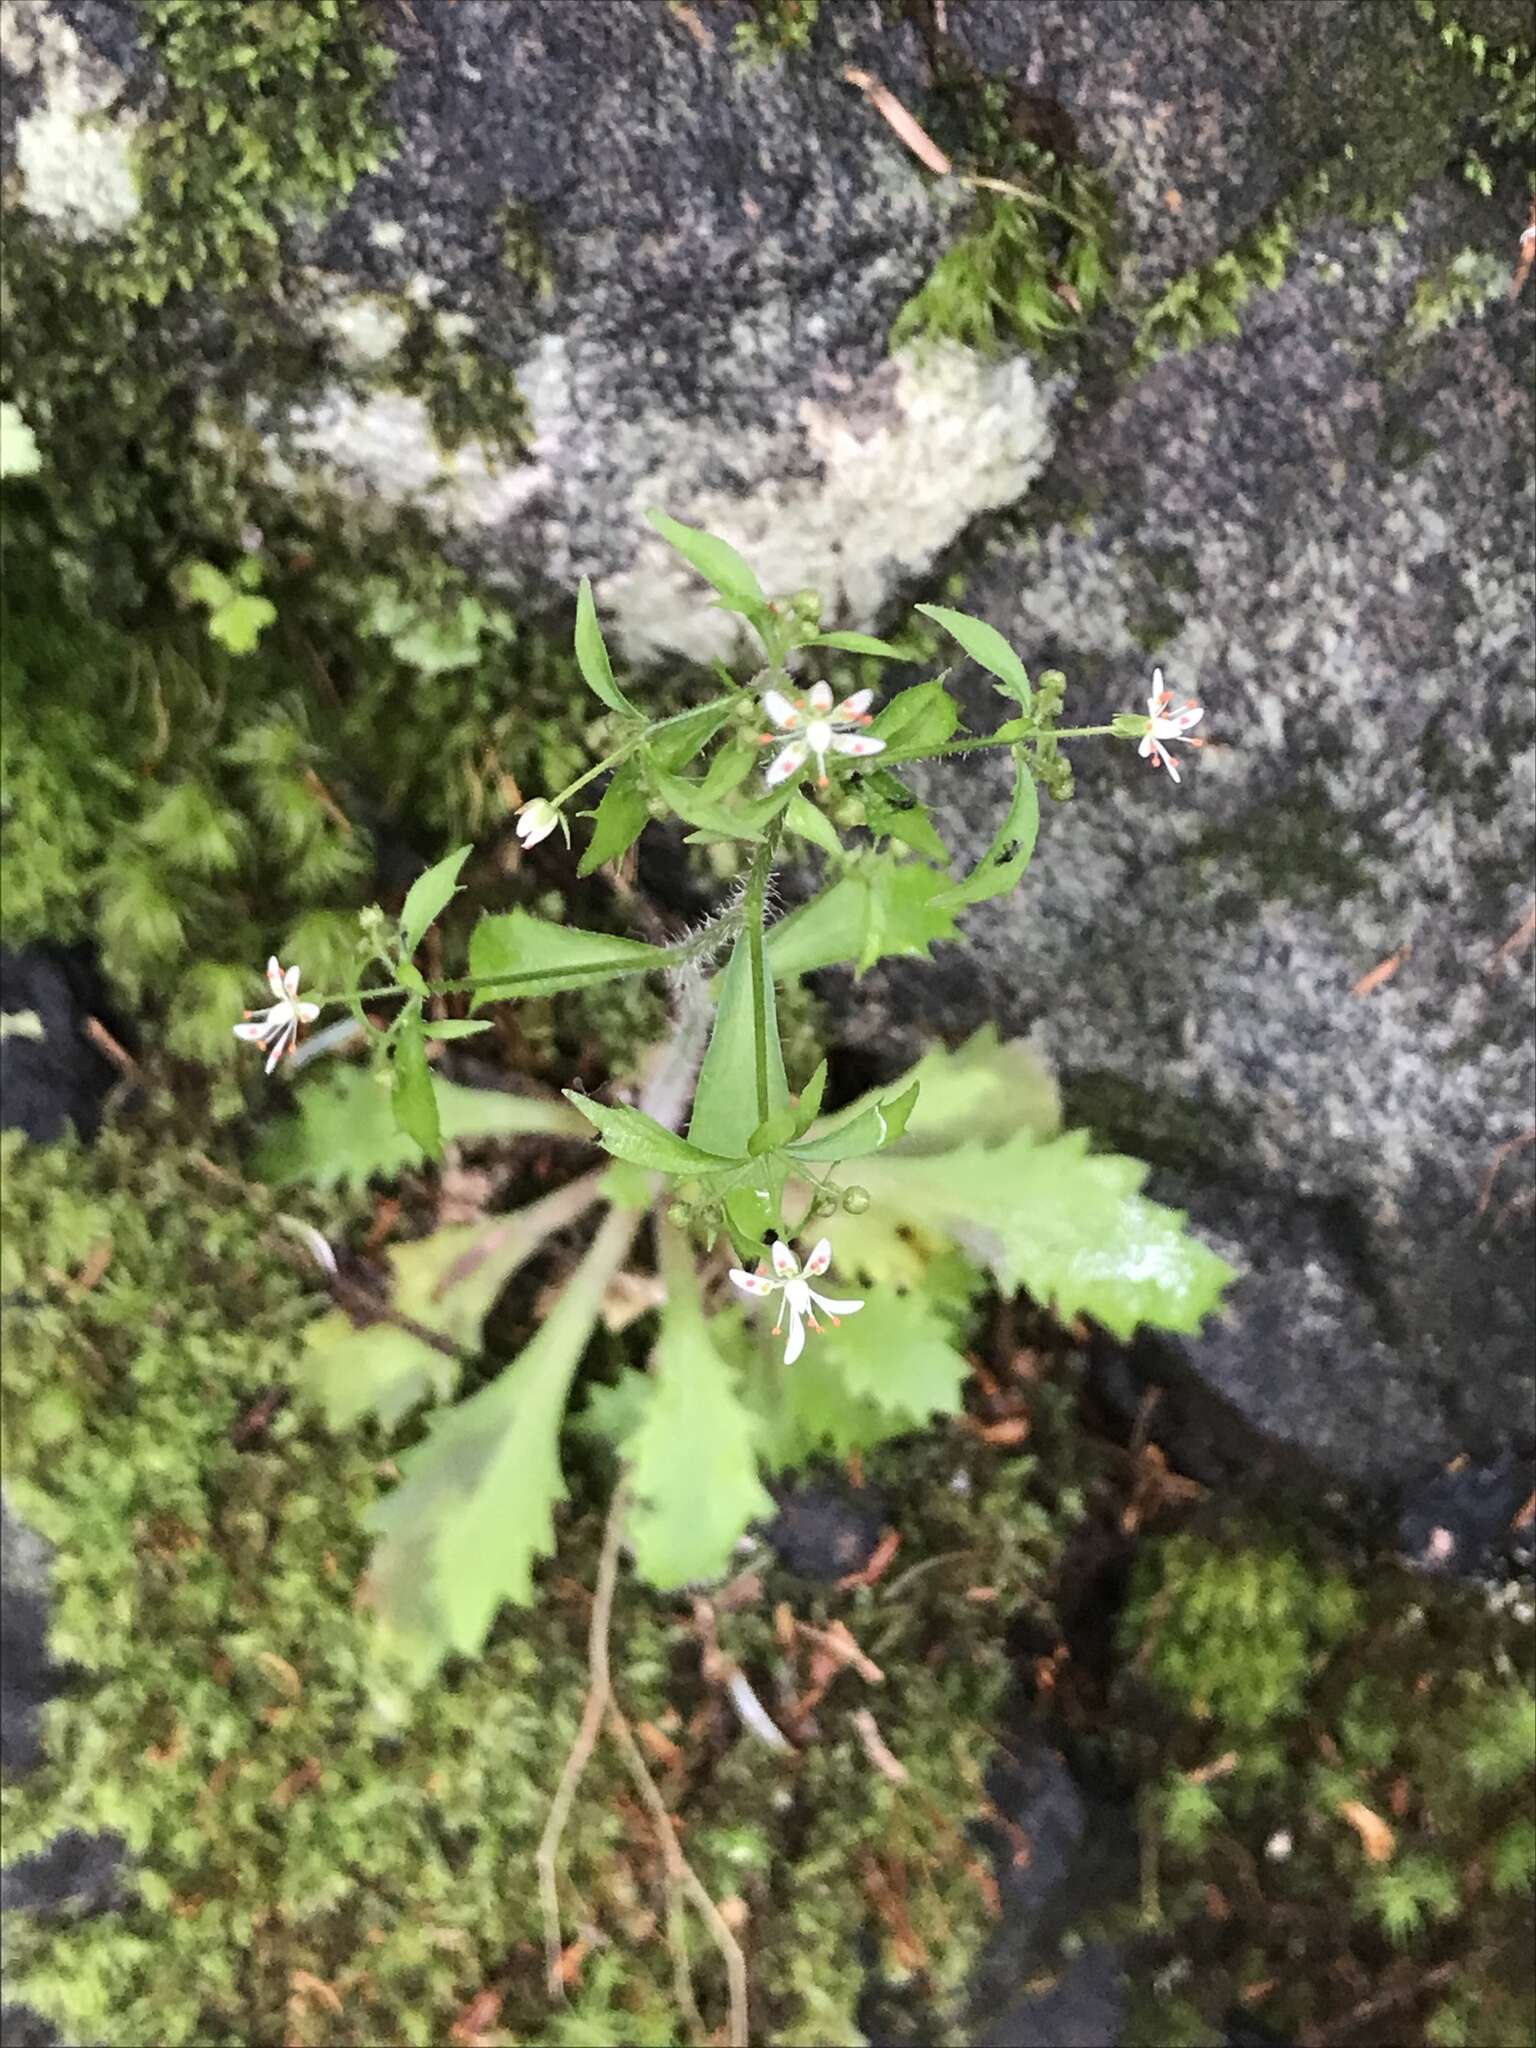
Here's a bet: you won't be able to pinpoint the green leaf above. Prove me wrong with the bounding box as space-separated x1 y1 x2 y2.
300 1181 605 1430
870 1026 1061 1153
424 1019 493 1040
801 632 906 658
574 576 640 718
253 1065 589 1189
649 765 771 842
787 1081 919 1163
646 508 767 614
871 681 961 753
365 1250 605 1679
915 604 1032 710
564 1094 738 1175
578 761 652 877
690 922 789 1156
936 756 1039 907
175 559 232 610
391 1019 442 1160
766 858 961 981
398 844 472 956
793 1059 828 1134
811 1287 970 1424
0 400 42 478
208 593 277 655
625 1228 774 1589
468 910 672 1002
783 790 845 859
861 776 950 863
858 1127 1234 1338
650 700 736 772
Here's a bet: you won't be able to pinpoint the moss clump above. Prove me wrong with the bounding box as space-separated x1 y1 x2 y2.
891 73 1116 360
1 1106 1082 2046
1114 1518 1536 2047
726 0 823 70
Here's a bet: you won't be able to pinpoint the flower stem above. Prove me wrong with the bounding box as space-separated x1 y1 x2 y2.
549 691 740 808
744 833 776 1127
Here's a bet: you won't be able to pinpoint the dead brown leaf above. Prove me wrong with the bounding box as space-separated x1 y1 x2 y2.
852 1707 909 1785
842 67 952 176
837 1526 902 1590
1337 1798 1396 1863
272 1758 322 1809
1350 945 1411 998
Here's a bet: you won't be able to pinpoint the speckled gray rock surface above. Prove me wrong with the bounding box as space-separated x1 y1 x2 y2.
869 196 1536 1488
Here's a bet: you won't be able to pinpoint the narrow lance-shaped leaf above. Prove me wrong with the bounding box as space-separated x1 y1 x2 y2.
390 1012 441 1160
690 920 789 1158
915 603 1033 711
935 755 1040 908
800 631 907 658
565 1095 741 1175
624 1224 774 1590
468 909 674 1003
577 760 651 877
574 576 640 718
787 1080 920 1164
398 844 472 957
646 508 767 615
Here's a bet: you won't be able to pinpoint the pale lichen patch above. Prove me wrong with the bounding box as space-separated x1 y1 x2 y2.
4 3 142 240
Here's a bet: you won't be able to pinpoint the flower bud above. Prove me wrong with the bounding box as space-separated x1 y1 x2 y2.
841 1185 871 1215
514 798 565 849
811 1189 840 1219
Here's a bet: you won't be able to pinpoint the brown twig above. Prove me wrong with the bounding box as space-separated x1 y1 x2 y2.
83 1015 140 1078
842 67 952 175
536 1483 628 1998
852 1707 909 1784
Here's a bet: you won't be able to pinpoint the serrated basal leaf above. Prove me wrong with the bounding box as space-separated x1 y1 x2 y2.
468 910 672 1002
566 1094 739 1175
253 1065 590 1189
859 1128 1234 1338
646 508 767 614
690 922 789 1156
578 761 651 877
811 1288 970 1425
399 844 472 957
365 1266 599 1680
574 576 640 718
915 604 1032 710
625 1228 774 1590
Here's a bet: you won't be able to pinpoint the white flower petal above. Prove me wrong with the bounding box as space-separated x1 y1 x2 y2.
804 1238 832 1277
831 733 885 758
266 956 287 1002
782 1305 807 1365
1138 734 1155 759
296 1001 321 1025
729 1269 777 1298
283 963 302 1000
761 689 800 731
1169 702 1204 733
837 689 874 719
771 1240 799 1279
807 1290 863 1318
764 740 808 787
233 1019 273 1043
263 1021 296 1074
807 681 834 713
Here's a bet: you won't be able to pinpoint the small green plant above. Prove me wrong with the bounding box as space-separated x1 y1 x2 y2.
219 515 1229 1687
171 552 276 654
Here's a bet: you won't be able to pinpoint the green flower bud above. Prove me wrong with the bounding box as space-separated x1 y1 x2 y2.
811 1189 840 1219
841 1185 871 1215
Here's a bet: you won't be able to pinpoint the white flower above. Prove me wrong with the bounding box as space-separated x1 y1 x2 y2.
233 957 321 1074
1138 667 1205 784
728 1237 864 1364
515 797 566 849
758 681 885 789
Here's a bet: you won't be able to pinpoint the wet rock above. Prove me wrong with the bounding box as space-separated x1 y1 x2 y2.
1397 1448 1536 1585
966 1737 1133 2048
0 945 119 1144
763 1478 887 1582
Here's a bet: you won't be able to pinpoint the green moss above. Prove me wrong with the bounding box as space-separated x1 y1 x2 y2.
1 1111 1083 2046
892 75 1116 360
496 199 558 301
727 0 823 70
1112 1518 1536 2046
